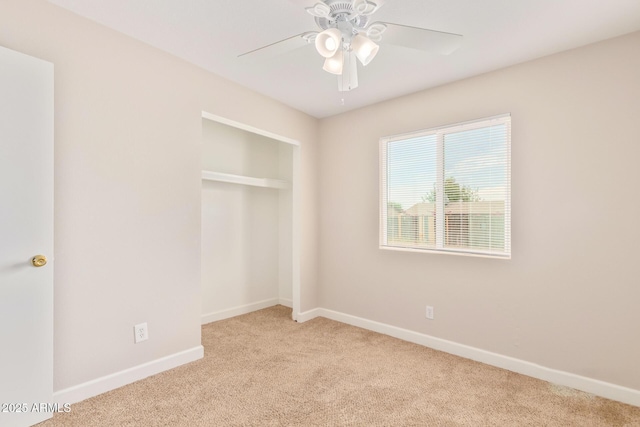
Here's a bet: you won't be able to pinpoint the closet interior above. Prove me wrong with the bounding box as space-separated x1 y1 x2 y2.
201 114 299 323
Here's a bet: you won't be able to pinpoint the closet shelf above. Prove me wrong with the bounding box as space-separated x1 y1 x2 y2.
201 170 290 190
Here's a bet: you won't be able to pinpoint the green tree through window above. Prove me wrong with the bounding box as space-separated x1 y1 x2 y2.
421 177 481 204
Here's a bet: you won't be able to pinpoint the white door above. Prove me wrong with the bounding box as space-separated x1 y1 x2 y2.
0 45 54 427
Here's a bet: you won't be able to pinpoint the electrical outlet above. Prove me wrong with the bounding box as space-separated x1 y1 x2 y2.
134 322 148 343
426 306 434 320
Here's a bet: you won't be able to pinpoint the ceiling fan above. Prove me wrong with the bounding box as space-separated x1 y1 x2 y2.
239 0 463 92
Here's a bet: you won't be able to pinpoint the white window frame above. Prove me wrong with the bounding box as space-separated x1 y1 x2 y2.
379 114 511 259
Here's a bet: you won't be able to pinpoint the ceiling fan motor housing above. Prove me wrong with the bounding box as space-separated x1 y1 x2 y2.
315 0 370 34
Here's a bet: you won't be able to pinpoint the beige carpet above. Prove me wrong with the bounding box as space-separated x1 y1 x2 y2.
39 305 640 426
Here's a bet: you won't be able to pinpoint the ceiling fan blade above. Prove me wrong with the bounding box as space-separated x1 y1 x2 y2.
375 22 462 55
238 33 316 61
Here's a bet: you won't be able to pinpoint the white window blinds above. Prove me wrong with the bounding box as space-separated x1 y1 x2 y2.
380 115 511 258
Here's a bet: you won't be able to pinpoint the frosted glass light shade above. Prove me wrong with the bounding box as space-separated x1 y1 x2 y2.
315 28 342 58
351 34 379 66
323 49 344 75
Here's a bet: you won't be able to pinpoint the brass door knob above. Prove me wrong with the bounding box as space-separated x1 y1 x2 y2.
32 255 47 267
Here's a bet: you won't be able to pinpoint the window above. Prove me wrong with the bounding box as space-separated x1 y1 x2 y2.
380 114 511 258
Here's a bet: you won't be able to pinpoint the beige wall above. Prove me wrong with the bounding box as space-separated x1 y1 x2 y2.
318 31 640 390
0 0 318 392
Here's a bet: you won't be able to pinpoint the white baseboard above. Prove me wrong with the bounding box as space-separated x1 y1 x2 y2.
298 307 640 408
53 346 204 405
295 307 321 323
278 298 293 308
202 298 281 324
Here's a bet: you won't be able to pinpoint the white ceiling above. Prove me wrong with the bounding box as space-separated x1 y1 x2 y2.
48 0 640 118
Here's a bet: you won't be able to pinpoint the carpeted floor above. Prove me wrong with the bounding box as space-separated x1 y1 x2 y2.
39 305 640 426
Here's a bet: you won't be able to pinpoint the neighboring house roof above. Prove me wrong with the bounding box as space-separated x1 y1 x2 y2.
405 203 435 216
395 201 506 216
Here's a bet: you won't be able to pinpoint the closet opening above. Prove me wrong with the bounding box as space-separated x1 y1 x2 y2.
200 112 300 323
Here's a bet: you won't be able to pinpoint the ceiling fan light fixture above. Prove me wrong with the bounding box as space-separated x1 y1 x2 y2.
315 28 343 58
323 49 344 75
351 34 379 66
